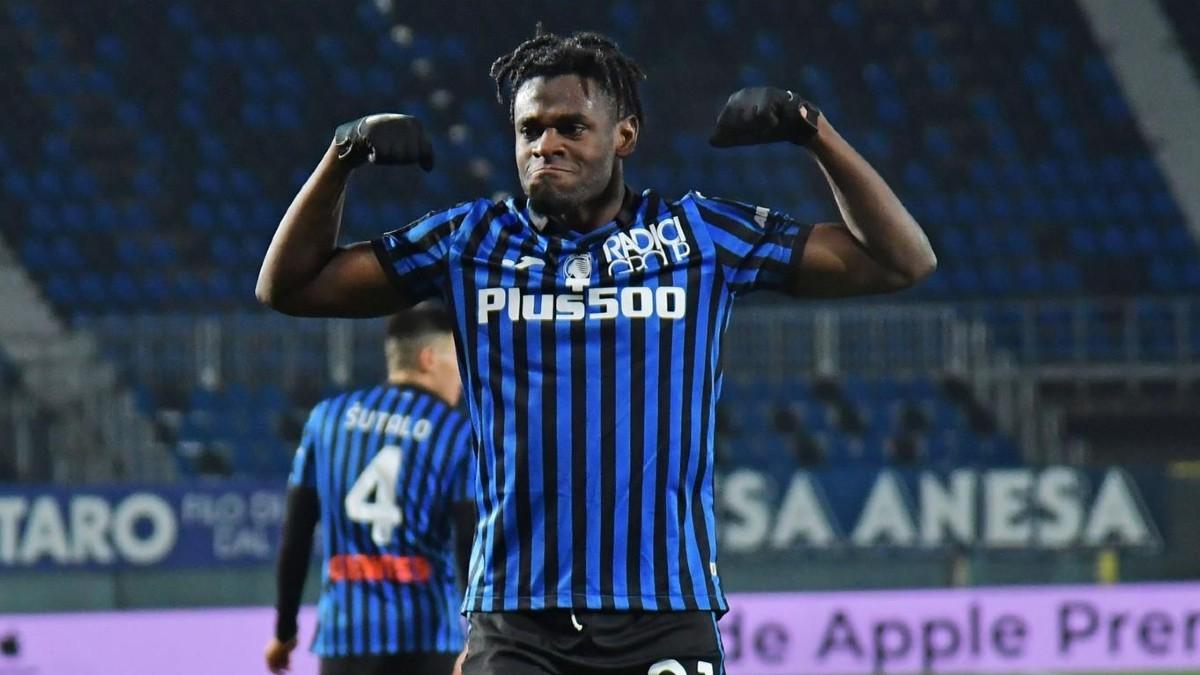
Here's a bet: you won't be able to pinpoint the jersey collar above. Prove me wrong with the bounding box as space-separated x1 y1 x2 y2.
523 185 641 241
384 381 454 407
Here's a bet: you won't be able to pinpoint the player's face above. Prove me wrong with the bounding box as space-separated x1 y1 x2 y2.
513 74 636 214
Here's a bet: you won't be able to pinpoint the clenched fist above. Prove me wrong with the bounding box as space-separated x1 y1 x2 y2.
333 114 435 171
708 87 821 148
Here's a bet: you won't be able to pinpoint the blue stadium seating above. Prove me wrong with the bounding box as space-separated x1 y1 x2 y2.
4 0 1194 476
3 0 1195 318
168 383 293 476
722 374 1019 471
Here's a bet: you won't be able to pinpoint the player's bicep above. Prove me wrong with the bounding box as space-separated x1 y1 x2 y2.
279 242 412 317
786 223 914 298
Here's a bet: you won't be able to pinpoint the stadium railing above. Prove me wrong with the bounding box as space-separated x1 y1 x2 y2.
69 296 1200 476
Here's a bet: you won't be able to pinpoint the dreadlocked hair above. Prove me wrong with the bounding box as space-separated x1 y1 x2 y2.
489 25 646 127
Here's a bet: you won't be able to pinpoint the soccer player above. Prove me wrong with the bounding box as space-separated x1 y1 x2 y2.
265 303 476 675
257 28 935 675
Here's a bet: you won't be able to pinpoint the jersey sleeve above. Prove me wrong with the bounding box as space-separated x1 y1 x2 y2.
288 402 325 489
370 200 482 302
688 193 813 296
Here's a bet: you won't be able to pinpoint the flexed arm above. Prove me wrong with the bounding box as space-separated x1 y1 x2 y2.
256 115 435 317
710 88 936 298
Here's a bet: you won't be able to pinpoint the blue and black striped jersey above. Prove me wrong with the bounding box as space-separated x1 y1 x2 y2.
290 383 474 656
372 188 810 613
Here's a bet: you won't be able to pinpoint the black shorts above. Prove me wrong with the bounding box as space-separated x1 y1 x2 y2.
319 651 458 675
462 611 725 675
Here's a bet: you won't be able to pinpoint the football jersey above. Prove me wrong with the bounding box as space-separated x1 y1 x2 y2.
372 188 810 613
291 383 474 655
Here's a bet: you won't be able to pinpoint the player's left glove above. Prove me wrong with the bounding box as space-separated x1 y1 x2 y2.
333 113 435 171
708 87 821 148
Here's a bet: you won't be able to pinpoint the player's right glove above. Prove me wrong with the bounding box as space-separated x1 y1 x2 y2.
333 114 435 171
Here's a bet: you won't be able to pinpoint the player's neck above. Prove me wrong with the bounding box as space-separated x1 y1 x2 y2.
554 168 626 234
387 372 454 405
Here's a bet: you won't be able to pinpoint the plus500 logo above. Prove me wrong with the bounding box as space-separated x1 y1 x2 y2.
477 287 686 323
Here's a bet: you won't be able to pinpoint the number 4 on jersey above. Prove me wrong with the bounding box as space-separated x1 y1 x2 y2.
344 445 403 546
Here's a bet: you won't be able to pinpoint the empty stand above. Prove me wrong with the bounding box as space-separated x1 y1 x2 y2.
4 0 1197 477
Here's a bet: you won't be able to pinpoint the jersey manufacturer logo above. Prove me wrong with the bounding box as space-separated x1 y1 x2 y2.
562 253 593 291
501 255 545 271
602 216 691 276
754 206 770 228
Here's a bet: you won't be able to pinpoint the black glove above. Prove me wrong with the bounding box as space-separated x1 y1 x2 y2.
708 87 821 148
333 114 434 171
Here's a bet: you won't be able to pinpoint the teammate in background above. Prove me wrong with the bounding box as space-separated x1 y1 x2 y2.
258 26 935 675
265 303 475 675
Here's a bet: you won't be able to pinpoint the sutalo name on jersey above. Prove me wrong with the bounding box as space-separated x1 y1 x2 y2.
343 402 433 439
477 286 687 323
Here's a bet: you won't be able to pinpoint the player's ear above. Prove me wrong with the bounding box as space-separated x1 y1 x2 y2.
614 115 638 158
417 344 437 373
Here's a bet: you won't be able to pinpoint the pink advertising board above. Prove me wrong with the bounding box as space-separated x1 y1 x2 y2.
1 583 1197 674
722 583 1200 673
0 606 322 675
